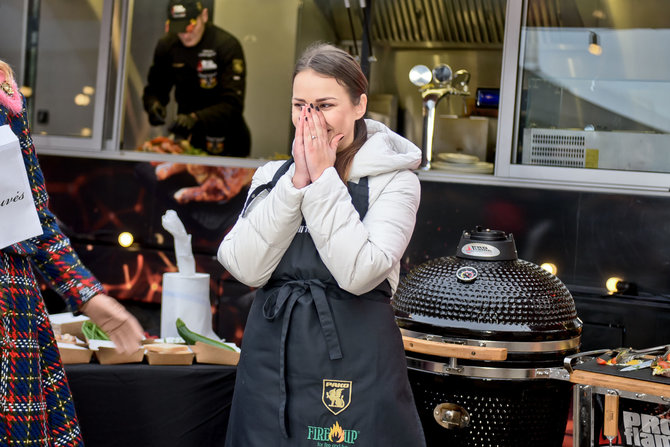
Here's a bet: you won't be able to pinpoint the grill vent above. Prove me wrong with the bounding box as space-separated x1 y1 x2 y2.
527 131 587 168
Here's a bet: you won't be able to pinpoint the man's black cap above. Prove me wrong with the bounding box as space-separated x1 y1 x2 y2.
166 0 203 33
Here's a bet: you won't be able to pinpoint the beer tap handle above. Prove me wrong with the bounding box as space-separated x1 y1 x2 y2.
432 63 453 85
409 65 432 88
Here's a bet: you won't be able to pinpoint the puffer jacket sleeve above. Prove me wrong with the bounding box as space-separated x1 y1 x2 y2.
301 166 420 295
217 161 305 287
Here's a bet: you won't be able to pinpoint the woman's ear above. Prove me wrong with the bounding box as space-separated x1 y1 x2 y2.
354 93 368 120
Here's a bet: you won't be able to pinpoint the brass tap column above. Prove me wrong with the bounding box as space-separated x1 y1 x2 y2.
409 64 471 170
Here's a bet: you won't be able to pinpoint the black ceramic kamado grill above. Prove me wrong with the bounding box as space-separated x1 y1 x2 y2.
393 227 582 446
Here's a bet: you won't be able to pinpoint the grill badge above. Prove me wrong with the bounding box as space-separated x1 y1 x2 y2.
322 379 352 415
456 266 478 283
461 242 501 258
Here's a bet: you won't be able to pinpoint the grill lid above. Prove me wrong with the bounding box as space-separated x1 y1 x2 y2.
393 227 582 341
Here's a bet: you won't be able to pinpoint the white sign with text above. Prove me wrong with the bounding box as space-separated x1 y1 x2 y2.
0 125 42 249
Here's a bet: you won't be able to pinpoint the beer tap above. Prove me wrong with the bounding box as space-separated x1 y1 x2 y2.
453 69 472 115
409 64 470 170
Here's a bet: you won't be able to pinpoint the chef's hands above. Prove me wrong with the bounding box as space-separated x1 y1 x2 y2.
147 102 197 136
169 113 199 138
81 294 145 355
148 101 167 126
292 105 344 188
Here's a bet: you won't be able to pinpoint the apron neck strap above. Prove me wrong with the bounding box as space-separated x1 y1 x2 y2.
241 158 294 217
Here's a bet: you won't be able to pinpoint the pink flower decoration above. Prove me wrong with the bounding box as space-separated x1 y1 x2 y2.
0 71 23 116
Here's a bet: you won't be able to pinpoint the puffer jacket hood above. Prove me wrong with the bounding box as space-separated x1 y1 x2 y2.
349 119 422 179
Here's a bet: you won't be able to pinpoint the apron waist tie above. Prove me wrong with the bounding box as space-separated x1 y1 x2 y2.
262 279 342 438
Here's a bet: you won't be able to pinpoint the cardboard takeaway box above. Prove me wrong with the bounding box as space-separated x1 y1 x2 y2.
145 351 194 365
50 312 90 340
58 343 94 364
94 346 145 365
144 343 194 365
86 339 144 365
191 342 240 366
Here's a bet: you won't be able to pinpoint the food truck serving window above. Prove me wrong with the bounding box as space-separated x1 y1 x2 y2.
495 0 670 193
5 0 670 194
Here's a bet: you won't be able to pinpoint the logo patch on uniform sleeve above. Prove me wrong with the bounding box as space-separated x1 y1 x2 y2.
232 58 244 74
322 379 352 415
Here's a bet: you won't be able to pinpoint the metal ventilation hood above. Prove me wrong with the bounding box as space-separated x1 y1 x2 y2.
318 0 668 49
319 0 507 48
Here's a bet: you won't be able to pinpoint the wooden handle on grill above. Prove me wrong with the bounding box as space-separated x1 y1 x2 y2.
604 393 619 439
402 336 507 361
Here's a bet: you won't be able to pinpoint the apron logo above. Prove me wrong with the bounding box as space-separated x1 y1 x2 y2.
307 421 359 444
322 379 351 415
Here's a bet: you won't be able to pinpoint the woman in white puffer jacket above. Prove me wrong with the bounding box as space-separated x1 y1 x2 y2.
218 42 426 447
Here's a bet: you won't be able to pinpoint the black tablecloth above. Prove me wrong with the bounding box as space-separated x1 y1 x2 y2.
64 363 236 447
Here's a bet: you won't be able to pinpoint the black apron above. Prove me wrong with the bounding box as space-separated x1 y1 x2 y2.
225 160 426 447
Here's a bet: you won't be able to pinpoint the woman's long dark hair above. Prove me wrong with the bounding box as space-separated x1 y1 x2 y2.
293 43 368 182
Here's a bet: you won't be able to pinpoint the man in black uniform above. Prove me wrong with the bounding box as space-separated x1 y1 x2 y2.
143 0 251 156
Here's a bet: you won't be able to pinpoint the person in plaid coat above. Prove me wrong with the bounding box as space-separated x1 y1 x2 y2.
0 60 145 446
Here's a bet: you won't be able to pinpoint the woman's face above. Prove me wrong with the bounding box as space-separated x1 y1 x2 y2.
292 69 367 150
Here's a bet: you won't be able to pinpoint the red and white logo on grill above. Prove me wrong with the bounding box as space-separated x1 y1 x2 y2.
461 243 500 258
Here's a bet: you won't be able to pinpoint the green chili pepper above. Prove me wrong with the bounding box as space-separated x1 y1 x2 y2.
82 320 110 341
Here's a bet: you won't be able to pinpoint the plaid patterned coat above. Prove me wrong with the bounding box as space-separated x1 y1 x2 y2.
0 93 104 446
